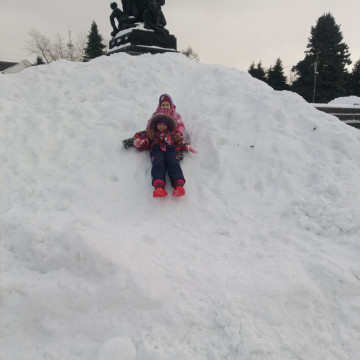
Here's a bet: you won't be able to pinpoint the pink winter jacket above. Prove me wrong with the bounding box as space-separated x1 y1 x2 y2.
146 100 185 136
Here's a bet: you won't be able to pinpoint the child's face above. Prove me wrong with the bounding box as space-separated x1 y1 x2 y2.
161 101 171 110
157 122 168 132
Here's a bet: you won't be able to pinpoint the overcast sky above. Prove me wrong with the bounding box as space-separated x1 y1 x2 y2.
1 0 359 75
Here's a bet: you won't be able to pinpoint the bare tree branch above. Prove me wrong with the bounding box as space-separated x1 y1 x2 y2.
181 46 200 63
26 29 58 63
26 29 89 63
74 32 87 62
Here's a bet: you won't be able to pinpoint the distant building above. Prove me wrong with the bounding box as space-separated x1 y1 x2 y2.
0 61 17 72
0 60 32 74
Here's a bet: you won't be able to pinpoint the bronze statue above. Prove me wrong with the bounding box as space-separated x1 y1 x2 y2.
110 2 124 37
143 0 169 35
110 2 138 37
110 0 169 37
121 0 131 16
122 0 140 18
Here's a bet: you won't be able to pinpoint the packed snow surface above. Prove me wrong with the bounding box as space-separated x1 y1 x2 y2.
328 95 360 107
1 53 360 360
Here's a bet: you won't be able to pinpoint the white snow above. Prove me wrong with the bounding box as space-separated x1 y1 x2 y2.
1 53 360 360
328 96 360 107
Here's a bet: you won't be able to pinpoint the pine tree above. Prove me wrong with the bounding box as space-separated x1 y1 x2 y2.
248 62 256 74
266 58 289 90
248 61 266 82
34 56 45 65
83 21 106 62
291 13 351 103
349 60 360 96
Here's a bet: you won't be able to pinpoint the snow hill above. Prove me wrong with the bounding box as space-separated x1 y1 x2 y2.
1 53 360 360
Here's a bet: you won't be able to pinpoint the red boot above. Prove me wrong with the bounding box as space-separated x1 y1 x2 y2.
153 187 168 197
173 185 185 196
172 186 185 197
172 179 185 197
153 180 168 198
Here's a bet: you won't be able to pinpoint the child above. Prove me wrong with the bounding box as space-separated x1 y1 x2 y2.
147 94 185 142
123 94 185 159
134 109 196 197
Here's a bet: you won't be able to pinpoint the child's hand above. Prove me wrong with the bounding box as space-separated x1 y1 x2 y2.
134 138 145 148
147 129 155 140
187 145 198 154
172 132 181 142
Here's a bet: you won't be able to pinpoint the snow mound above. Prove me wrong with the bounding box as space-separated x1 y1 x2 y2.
1 53 360 360
329 95 360 107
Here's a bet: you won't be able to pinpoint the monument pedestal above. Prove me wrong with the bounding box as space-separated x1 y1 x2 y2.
107 28 177 56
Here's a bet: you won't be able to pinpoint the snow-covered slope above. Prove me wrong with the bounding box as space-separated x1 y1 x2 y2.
329 95 360 107
1 53 360 360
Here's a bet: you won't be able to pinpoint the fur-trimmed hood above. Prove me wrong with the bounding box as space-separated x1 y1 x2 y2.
148 110 177 131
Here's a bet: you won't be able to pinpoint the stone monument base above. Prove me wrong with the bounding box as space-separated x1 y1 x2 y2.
107 28 177 56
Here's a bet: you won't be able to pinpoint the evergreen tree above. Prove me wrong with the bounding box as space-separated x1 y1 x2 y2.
248 62 256 74
291 13 351 103
266 58 289 90
248 61 266 82
349 60 360 96
83 21 106 62
34 56 45 65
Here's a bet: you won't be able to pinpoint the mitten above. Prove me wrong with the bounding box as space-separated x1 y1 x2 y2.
172 132 181 142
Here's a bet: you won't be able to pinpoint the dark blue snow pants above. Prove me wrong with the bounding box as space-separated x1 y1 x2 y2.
150 145 185 186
